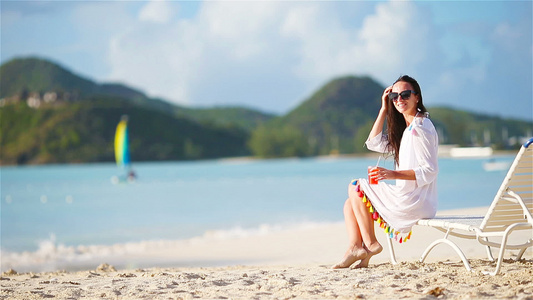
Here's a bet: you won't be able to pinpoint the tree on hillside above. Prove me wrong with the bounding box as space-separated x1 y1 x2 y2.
248 125 310 158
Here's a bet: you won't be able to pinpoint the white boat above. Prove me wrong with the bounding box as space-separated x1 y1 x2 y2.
449 147 493 158
483 160 512 172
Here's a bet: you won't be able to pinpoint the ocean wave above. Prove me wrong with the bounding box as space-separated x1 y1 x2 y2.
1 221 341 273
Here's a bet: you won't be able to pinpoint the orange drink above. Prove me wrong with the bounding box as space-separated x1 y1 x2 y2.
368 166 379 185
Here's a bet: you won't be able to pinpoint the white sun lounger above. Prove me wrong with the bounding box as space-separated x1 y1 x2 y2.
386 137 533 275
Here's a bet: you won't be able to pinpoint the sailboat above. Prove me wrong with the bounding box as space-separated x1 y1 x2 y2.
483 158 512 172
111 115 136 184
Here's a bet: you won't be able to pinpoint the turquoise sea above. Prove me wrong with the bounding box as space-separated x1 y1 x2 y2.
0 155 515 270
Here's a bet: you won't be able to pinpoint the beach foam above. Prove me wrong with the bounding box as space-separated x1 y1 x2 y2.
1 221 343 273
2 206 531 274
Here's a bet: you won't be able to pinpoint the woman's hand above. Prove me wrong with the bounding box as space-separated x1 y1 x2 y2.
369 166 393 182
369 167 417 182
381 86 393 112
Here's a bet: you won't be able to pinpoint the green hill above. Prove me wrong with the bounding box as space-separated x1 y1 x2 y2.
429 107 531 147
249 76 383 157
0 57 274 132
1 57 96 100
1 57 531 164
174 106 275 133
0 57 257 165
0 57 148 101
249 76 532 158
0 97 249 165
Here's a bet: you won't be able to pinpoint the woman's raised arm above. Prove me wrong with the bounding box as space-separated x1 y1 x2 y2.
367 86 392 140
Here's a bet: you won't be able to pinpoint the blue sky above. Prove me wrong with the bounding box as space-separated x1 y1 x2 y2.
1 1 532 120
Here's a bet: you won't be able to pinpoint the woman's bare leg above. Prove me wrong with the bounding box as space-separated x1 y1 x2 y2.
331 198 367 269
348 183 382 268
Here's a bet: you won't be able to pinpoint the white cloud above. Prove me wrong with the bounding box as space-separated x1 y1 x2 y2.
102 0 531 119
108 1 308 109
280 3 355 80
3 0 530 118
108 19 199 104
106 1 443 111
139 0 175 24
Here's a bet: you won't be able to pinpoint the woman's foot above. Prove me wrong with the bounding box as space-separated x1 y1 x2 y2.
331 247 368 269
351 243 382 269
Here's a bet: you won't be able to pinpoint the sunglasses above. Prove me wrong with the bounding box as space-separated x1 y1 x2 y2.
388 90 417 102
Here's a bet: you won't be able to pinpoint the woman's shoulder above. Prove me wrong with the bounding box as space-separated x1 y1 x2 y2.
410 113 437 134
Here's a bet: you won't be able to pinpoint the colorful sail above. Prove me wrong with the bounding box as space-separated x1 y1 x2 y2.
114 116 130 168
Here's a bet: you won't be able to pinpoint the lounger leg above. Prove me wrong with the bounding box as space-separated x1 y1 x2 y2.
483 238 495 261
483 243 506 275
516 243 531 260
387 236 398 265
482 224 521 276
419 238 473 272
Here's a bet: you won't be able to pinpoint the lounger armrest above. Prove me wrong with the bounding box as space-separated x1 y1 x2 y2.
508 190 533 224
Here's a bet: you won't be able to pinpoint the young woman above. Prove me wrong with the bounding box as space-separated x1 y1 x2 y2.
333 75 439 269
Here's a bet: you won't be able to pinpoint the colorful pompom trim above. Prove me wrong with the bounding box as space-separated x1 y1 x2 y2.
357 185 412 243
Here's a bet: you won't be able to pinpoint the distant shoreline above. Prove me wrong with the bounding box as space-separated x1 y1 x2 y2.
0 148 520 167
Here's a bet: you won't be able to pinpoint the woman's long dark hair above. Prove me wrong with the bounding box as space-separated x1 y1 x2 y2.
385 75 427 166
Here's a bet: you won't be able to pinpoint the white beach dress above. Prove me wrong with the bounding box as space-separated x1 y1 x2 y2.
358 116 439 238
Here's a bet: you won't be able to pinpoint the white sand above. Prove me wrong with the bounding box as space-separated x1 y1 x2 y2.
2 206 532 299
